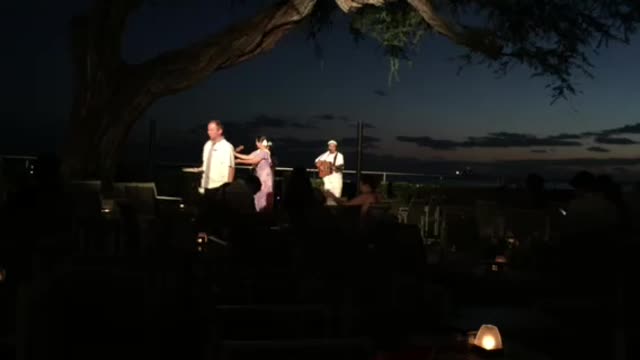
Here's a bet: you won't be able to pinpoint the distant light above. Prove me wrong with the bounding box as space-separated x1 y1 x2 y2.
559 208 567 216
0 267 6 283
100 208 111 214
455 170 461 175
179 203 185 209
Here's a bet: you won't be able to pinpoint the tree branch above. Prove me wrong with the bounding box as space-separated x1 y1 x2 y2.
142 0 318 96
406 0 503 59
86 0 143 72
69 0 143 126
334 0 388 13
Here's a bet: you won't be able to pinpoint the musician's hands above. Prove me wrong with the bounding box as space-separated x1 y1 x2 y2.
323 190 337 199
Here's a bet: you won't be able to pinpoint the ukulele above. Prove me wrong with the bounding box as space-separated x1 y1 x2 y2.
317 161 333 178
317 152 339 178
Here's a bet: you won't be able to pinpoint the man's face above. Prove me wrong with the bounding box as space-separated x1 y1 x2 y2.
207 123 222 140
328 143 337 153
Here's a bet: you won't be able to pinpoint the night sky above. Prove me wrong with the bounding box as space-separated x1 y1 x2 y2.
2 1 640 179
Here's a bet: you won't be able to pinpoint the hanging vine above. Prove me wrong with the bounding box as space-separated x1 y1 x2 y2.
350 2 429 85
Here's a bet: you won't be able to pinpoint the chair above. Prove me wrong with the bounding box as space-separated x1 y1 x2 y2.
406 199 426 225
116 182 185 253
422 203 442 243
123 183 157 217
68 181 106 254
475 200 501 241
397 207 409 223
505 208 550 246
440 205 476 253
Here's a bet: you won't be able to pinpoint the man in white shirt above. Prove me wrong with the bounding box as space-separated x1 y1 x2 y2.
184 120 235 237
315 140 344 205
185 120 235 193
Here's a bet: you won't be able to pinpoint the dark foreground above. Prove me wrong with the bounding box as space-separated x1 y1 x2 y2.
0 166 637 360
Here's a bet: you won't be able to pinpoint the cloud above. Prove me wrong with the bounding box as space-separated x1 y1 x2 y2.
547 133 582 140
396 124 640 150
586 146 610 153
396 136 460 150
598 123 640 135
373 89 388 97
311 113 350 122
397 132 582 150
189 115 315 137
594 136 637 145
506 122 640 142
467 132 583 148
247 114 315 129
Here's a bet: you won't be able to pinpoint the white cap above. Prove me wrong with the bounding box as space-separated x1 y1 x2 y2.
327 140 338 145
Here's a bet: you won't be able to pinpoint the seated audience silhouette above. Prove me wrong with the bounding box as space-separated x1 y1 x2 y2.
282 166 324 225
561 171 619 285
324 174 382 218
596 174 630 230
565 171 618 237
524 173 548 209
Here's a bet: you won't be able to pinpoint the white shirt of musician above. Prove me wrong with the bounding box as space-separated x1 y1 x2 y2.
315 151 344 172
200 138 235 192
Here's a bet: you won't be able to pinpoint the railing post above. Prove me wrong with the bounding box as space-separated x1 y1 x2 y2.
356 120 363 192
148 118 156 180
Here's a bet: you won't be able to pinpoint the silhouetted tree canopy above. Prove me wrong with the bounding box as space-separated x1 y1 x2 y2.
64 0 640 178
308 0 639 101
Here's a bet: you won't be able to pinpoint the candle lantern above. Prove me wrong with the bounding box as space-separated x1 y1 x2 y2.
101 199 115 214
472 324 504 356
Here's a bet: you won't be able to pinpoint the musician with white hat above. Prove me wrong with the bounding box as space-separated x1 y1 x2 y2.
315 140 344 205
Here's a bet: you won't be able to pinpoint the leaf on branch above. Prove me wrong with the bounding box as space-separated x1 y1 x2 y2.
350 1 429 85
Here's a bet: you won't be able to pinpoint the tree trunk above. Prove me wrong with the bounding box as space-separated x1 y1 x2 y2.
61 0 318 181
63 93 154 181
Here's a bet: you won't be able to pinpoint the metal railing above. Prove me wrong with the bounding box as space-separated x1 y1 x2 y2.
0 155 38 160
155 162 441 183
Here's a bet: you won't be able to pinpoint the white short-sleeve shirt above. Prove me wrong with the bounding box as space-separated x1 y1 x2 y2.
201 138 235 190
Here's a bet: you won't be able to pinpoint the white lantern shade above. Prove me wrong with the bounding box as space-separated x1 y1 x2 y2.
101 199 115 213
474 324 503 351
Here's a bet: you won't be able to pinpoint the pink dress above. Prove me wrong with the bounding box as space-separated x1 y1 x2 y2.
251 149 274 212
